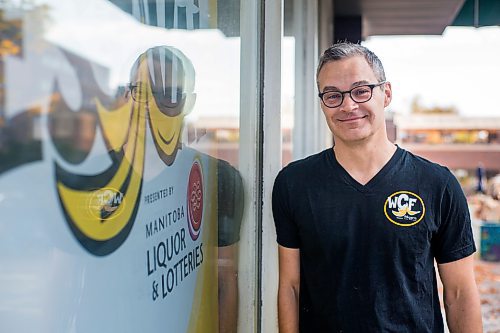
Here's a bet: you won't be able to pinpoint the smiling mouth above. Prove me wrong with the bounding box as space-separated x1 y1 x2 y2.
337 115 368 122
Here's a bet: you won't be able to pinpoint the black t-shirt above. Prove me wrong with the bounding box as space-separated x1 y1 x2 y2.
188 148 244 247
217 158 244 246
272 147 475 333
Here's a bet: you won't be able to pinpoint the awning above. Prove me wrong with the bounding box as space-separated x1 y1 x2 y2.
452 0 500 27
333 0 466 37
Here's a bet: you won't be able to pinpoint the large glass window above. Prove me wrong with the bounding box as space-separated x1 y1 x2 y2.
0 1 258 332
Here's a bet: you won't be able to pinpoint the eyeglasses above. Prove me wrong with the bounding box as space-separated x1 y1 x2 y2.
318 81 386 108
128 82 186 110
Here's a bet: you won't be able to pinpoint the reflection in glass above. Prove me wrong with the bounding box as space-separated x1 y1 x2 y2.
0 5 42 173
1 1 244 332
129 46 244 332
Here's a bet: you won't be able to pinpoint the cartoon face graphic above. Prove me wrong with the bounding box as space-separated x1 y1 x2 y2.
130 46 196 166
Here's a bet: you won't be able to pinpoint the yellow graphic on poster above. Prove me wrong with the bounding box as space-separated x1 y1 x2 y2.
55 46 196 255
57 98 144 241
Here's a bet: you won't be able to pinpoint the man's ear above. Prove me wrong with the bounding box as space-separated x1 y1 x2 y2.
183 93 197 115
383 82 392 108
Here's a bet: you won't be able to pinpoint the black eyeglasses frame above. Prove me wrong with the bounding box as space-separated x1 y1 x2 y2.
318 81 386 108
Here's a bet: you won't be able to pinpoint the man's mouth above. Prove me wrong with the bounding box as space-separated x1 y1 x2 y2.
337 115 368 122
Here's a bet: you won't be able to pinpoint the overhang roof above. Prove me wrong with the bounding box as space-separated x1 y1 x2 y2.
335 0 466 38
394 114 500 131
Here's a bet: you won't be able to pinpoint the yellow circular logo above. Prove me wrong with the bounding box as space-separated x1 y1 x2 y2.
384 191 425 227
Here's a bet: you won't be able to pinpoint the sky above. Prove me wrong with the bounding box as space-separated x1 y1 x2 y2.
363 26 500 117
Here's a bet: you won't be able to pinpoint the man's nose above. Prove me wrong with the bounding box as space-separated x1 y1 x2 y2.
340 92 358 111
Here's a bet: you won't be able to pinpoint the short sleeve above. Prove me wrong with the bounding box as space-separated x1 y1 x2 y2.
272 170 300 248
432 172 476 264
217 159 244 247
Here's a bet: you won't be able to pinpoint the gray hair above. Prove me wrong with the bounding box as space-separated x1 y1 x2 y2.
316 42 386 86
130 45 195 93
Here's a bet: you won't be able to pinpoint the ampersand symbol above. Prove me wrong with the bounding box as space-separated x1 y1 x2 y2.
152 280 159 301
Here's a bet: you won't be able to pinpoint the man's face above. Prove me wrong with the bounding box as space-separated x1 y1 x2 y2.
146 57 187 157
131 50 195 165
317 56 392 145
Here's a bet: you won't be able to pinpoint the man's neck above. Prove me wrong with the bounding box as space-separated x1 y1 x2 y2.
333 138 397 186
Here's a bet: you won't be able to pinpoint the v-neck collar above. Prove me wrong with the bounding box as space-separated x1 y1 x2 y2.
327 146 403 193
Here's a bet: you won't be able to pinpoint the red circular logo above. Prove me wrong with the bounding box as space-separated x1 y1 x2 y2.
187 161 203 240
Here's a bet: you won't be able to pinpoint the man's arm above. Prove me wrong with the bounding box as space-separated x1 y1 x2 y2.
437 254 482 333
278 245 300 333
218 244 238 333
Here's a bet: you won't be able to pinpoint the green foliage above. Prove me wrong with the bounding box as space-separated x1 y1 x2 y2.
410 95 459 115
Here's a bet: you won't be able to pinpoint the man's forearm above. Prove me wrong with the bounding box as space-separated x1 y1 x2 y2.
278 286 299 333
444 288 483 333
218 283 238 333
218 246 239 333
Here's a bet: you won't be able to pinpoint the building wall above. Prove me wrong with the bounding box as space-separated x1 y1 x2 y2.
396 114 500 172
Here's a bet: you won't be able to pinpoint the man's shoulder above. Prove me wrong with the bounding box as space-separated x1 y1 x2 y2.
280 148 331 177
402 148 454 183
274 149 331 192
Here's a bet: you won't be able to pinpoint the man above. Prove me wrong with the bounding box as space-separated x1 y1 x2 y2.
272 42 482 332
130 46 244 333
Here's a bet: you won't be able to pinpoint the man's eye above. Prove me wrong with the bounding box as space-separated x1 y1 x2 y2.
152 91 185 107
325 93 341 100
133 83 147 91
353 88 370 96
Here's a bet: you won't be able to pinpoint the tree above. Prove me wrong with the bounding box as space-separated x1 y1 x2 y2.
410 95 459 115
0 9 23 57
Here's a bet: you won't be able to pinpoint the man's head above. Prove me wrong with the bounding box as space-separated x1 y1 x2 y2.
129 46 196 165
316 42 386 88
316 42 392 146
